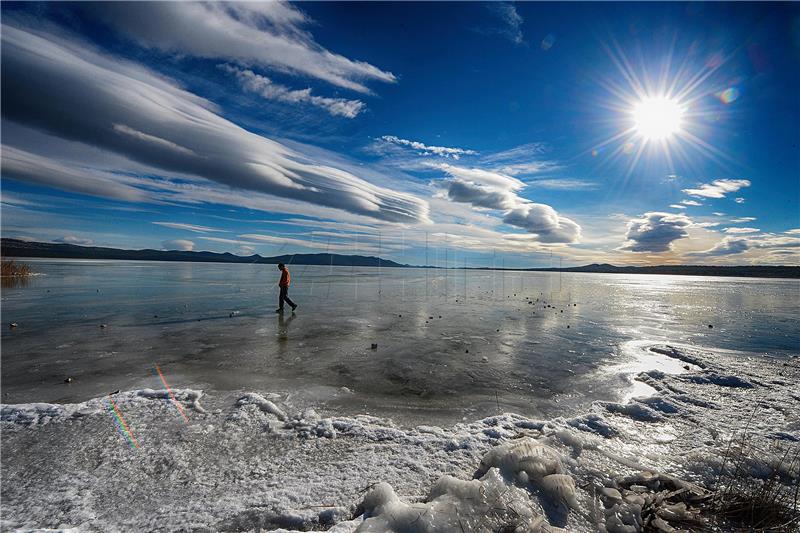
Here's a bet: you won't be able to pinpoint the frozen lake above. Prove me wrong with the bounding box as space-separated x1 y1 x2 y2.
2 259 799 532
2 259 798 424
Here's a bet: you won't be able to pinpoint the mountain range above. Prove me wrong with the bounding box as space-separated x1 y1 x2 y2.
2 239 798 278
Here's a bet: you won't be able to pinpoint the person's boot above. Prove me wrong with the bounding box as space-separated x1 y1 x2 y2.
291 304 298 311
275 308 284 313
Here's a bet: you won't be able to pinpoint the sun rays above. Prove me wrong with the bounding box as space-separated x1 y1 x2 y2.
586 37 741 180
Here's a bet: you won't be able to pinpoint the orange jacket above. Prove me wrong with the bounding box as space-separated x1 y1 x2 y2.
279 268 291 287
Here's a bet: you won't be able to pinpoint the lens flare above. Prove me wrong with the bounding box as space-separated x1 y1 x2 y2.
716 87 739 104
106 395 140 449
156 364 189 423
632 97 685 140
541 34 556 51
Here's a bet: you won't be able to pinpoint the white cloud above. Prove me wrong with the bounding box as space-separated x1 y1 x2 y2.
378 136 477 160
0 192 38 207
682 178 750 199
723 227 759 234
619 212 692 253
199 236 259 246
730 217 757 223
1 146 147 202
443 179 521 210
433 163 580 243
503 204 581 243
786 229 800 235
689 237 750 257
238 246 256 256
54 235 94 246
478 143 557 176
670 204 687 209
734 197 745 204
93 2 395 93
1 24 428 224
239 233 380 254
220 65 365 118
153 222 225 233
437 164 524 191
480 143 547 163
526 178 597 190
162 239 194 251
680 199 702 206
689 234 800 257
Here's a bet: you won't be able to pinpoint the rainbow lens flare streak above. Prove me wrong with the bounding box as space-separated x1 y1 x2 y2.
106 395 140 449
156 364 189 423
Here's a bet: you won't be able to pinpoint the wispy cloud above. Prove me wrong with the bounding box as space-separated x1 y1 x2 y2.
670 204 687 209
377 136 477 160
0 192 38 207
484 3 524 45
680 199 703 206
152 222 225 233
730 217 757 223
162 239 194 251
92 2 395 93
54 235 94 246
239 233 383 254
2 146 147 202
199 236 259 246
682 178 751 199
526 178 597 191
477 143 558 176
689 234 800 257
734 197 746 204
1 24 428 224
220 65 365 118
723 227 759 234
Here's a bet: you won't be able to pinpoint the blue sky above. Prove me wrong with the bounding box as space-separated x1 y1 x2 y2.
1 1 798 267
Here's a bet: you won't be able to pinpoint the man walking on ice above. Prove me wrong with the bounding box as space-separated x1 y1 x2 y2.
275 262 297 313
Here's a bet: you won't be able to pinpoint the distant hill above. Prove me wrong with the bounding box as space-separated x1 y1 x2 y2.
2 239 798 278
523 263 800 279
0 238 407 268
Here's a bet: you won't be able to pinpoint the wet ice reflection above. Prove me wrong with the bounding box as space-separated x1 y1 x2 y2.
1 260 797 425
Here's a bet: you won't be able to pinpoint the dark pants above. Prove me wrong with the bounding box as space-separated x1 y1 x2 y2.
278 286 296 310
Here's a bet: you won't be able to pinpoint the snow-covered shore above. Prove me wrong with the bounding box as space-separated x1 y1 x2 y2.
2 342 798 532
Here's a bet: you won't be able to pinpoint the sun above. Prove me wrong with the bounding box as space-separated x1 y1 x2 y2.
632 97 685 141
588 41 737 177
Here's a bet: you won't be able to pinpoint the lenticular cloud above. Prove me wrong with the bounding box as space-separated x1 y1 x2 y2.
0 24 428 224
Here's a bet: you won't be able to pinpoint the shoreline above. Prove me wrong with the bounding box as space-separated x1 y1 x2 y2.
2 342 798 531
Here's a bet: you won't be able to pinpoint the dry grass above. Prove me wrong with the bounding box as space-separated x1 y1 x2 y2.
1 259 32 287
1 259 32 277
708 410 800 531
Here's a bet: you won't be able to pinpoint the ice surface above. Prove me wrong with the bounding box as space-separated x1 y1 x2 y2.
2 262 799 531
3 261 798 427
2 342 798 532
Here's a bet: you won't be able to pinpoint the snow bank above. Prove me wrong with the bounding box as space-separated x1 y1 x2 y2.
356 467 565 532
1 344 798 532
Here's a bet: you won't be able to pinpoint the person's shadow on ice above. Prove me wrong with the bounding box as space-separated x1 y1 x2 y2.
277 311 295 342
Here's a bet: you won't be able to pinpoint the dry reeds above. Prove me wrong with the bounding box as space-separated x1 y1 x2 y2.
709 410 800 531
1 259 32 287
1 259 32 277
